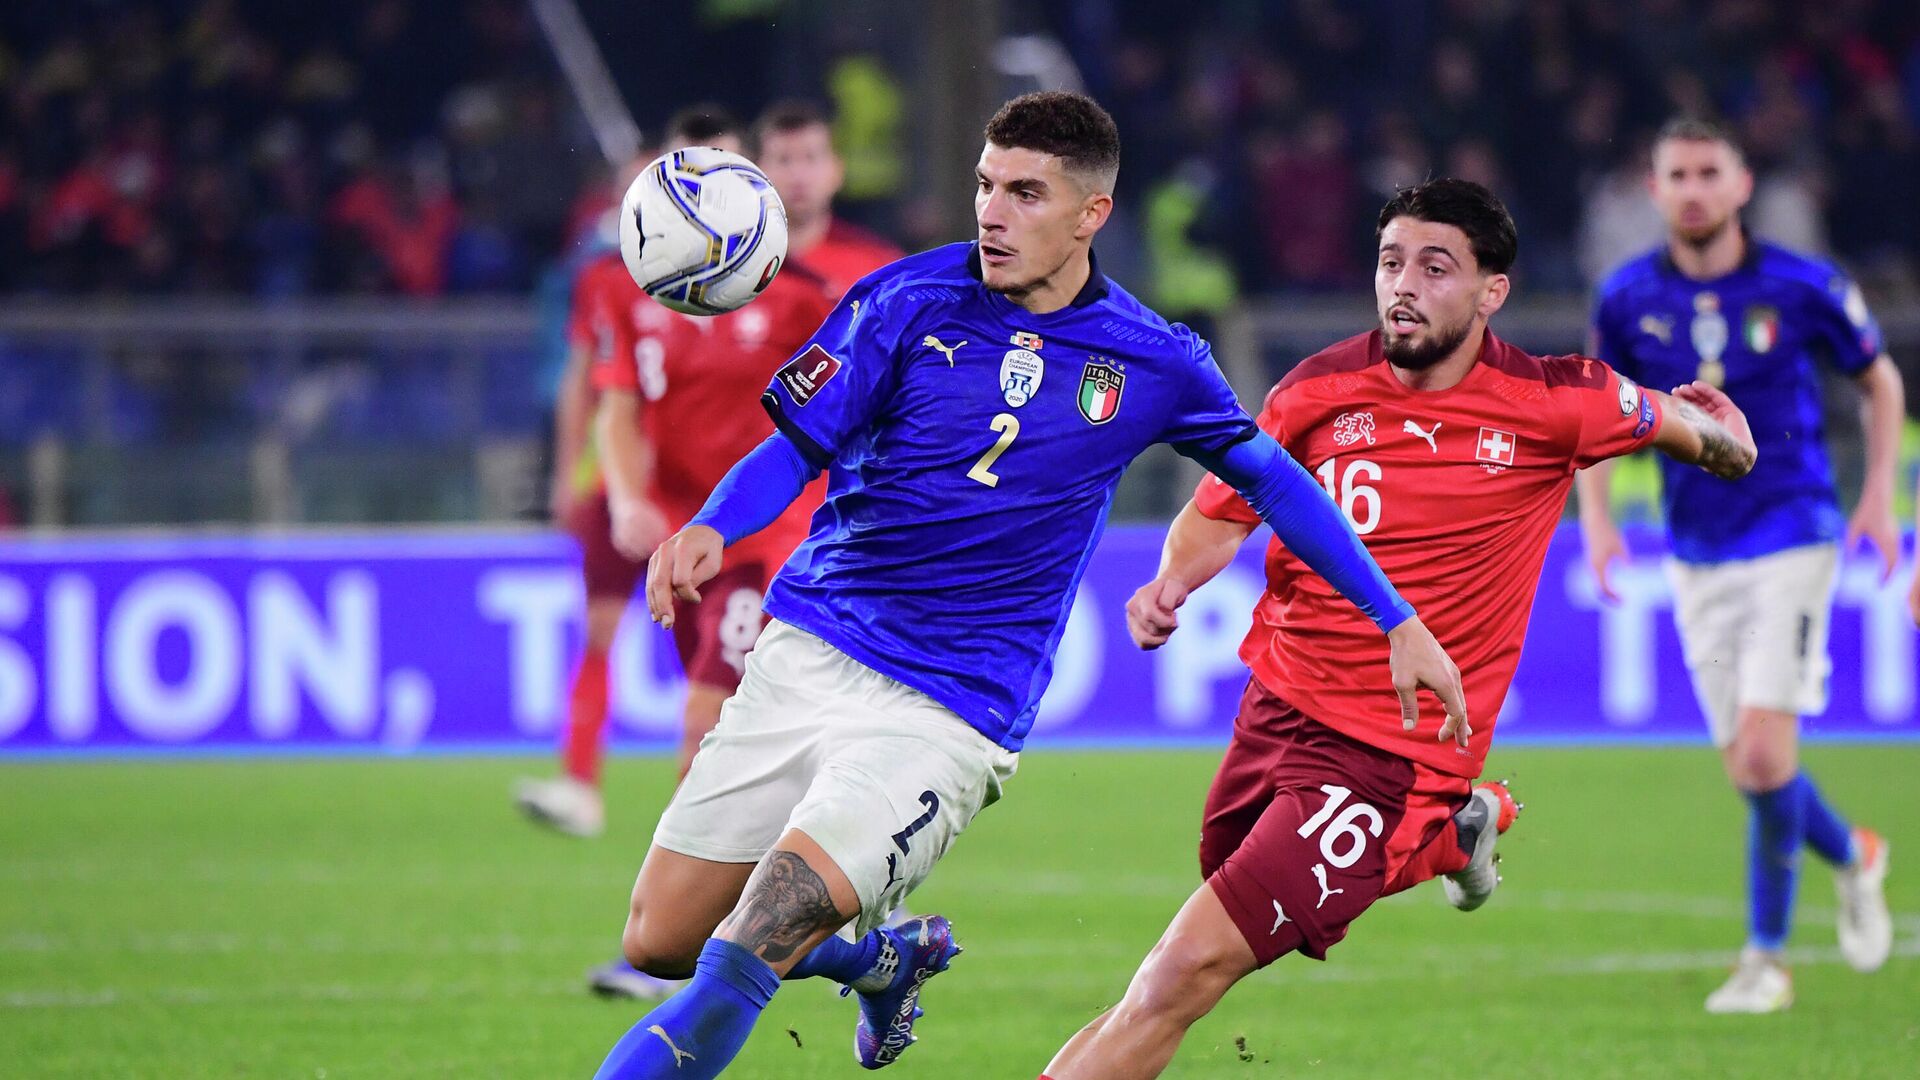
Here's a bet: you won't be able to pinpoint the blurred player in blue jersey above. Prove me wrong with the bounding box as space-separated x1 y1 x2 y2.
587 92 1469 1079
1579 117 1905 1013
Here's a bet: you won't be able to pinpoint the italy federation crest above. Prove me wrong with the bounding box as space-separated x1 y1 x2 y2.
1078 360 1125 425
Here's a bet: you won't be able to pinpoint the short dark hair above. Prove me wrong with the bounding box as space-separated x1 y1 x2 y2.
983 91 1120 193
1375 178 1518 275
665 104 742 146
752 99 829 149
1654 115 1747 165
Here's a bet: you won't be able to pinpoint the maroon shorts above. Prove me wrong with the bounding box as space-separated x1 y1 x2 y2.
567 493 645 602
1202 676 1472 966
671 562 770 691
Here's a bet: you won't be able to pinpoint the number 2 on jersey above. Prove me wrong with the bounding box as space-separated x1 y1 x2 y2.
967 413 1021 487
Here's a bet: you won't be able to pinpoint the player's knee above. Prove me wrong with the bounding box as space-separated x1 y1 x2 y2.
621 916 701 978
1727 734 1797 791
1124 933 1239 1027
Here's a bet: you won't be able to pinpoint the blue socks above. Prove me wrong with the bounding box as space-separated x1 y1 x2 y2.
786 929 883 985
592 932 893 1078
1790 772 1856 867
1743 771 1855 953
593 939 780 1080
1744 783 1804 952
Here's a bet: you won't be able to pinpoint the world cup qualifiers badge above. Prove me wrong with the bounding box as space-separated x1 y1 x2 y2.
1690 291 1728 388
1000 348 1044 408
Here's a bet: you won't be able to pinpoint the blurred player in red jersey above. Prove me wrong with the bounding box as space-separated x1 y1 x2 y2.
514 107 755 839
1041 180 1760 1080
532 102 900 1000
519 102 899 846
751 100 903 301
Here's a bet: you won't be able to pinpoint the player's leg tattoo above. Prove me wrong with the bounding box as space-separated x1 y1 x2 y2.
726 850 849 964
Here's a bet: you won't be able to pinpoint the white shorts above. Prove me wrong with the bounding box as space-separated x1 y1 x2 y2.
651 619 1019 936
1666 543 1838 747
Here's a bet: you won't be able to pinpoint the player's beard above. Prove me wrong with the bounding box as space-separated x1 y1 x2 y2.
1381 311 1473 371
1672 210 1734 250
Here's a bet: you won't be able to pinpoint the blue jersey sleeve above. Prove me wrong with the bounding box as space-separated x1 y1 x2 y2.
760 281 908 468
1159 335 1259 456
1588 289 1635 378
1192 433 1414 633
1802 271 1883 376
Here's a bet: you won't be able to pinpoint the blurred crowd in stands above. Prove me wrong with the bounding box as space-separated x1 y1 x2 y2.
1 0 1916 303
0 0 590 297
1074 0 1920 308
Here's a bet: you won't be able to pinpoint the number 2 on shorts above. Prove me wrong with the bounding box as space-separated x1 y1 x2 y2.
891 790 942 855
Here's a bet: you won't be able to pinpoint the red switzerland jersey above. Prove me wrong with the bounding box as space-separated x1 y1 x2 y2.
798 218 902 299
1194 330 1665 778
592 262 836 572
566 253 643 497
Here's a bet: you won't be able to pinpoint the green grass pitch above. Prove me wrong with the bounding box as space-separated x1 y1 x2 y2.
3 745 1917 1077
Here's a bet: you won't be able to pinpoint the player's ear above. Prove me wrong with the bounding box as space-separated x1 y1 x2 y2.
826 150 846 197
1076 191 1113 240
1477 273 1511 320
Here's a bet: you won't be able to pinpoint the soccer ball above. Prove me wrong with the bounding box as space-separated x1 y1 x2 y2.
619 147 789 316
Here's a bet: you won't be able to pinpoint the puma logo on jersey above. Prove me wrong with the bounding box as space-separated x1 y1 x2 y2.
648 1025 697 1067
1271 899 1289 935
1403 419 1441 453
923 335 966 366
1312 863 1345 910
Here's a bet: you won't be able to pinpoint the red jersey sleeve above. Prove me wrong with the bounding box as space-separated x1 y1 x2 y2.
585 270 641 394
1193 382 1287 525
1565 359 1663 471
565 282 595 352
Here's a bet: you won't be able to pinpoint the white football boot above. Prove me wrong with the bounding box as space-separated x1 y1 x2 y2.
1443 780 1520 912
512 776 605 838
1705 947 1793 1014
1835 828 1892 973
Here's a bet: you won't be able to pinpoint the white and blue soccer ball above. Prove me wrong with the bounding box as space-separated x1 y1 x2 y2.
619 147 789 316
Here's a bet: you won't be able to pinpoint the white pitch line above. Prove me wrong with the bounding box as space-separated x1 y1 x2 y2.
1 978 583 1011
6 938 1913 1010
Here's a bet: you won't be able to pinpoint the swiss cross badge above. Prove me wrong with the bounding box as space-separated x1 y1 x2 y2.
1476 426 1517 467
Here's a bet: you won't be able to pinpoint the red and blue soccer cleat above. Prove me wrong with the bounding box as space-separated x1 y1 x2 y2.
850 914 962 1069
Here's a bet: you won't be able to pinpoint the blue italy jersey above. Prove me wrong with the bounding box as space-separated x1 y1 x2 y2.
760 242 1257 751
1591 238 1883 563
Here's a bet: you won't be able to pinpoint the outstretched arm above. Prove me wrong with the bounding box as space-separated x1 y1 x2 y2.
1127 500 1258 650
645 431 820 628
1648 380 1757 480
1185 432 1470 744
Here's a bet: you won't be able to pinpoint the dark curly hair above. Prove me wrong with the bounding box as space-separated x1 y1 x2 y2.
1376 178 1518 275
983 91 1120 193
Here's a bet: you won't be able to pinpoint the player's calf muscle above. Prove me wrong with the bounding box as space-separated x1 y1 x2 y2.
718 849 856 964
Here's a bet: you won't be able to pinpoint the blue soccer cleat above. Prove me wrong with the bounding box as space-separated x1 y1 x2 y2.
850 914 961 1069
585 958 686 1001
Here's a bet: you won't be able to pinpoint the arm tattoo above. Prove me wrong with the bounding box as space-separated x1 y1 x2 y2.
1674 399 1754 481
723 850 852 964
